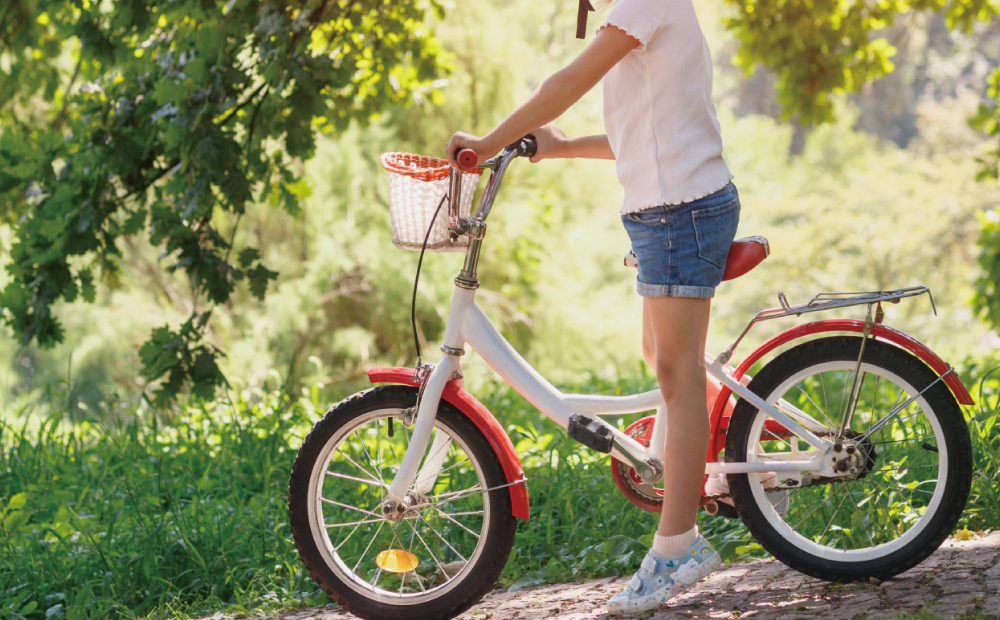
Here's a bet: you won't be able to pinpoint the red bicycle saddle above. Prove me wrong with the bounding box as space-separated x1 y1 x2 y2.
623 236 770 281
721 236 769 281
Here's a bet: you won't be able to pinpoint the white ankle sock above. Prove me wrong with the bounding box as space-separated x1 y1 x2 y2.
653 526 698 558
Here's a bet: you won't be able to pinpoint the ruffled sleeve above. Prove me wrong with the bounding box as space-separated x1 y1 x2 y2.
597 0 664 50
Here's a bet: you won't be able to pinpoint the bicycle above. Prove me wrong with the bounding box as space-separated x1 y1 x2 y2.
288 136 974 620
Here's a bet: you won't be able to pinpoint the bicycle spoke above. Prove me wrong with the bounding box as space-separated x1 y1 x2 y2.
321 497 380 517
838 369 853 424
377 420 383 498
796 382 835 430
761 426 796 453
333 516 368 552
870 435 930 447
326 518 383 528
792 490 837 531
419 514 468 563
432 506 482 539
352 519 385 574
867 374 881 425
413 457 469 489
818 485 851 544
403 526 426 593
867 464 939 475
428 484 482 501
336 447 383 486
355 428 387 488
845 480 877 549
876 390 906 441
863 476 925 521
326 470 384 487
405 517 447 581
310 408 490 599
856 478 934 495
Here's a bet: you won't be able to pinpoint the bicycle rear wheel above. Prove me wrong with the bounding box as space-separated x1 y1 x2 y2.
726 336 971 581
288 386 516 620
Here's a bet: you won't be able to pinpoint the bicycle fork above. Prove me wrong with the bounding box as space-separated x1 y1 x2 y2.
383 288 477 510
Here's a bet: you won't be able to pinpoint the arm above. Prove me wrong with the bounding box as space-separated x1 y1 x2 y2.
541 133 615 161
445 25 637 166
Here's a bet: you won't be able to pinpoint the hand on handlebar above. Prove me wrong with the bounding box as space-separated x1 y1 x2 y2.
527 124 568 163
445 131 497 170
446 131 539 171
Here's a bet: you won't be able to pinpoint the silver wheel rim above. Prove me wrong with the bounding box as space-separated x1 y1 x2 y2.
305 407 492 604
744 360 947 562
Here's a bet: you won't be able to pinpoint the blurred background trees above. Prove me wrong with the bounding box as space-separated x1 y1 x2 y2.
0 0 446 405
1 0 999 416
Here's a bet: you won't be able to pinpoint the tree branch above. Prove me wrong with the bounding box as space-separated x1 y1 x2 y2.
217 82 268 127
52 54 83 132
124 159 181 201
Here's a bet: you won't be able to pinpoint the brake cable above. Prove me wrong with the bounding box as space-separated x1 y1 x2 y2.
410 192 448 364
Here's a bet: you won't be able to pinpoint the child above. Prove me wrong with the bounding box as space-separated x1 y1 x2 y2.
445 0 737 614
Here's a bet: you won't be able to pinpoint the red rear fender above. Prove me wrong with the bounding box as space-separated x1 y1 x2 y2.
707 320 974 463
366 367 530 520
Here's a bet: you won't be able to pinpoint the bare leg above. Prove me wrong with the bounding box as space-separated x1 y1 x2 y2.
643 296 712 537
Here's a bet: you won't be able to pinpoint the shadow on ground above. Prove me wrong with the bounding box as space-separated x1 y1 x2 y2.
209 532 1000 619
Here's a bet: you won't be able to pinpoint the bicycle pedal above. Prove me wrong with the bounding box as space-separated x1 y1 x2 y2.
567 414 614 454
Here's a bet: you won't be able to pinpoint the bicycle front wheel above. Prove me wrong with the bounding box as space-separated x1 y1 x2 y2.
288 385 517 620
726 336 972 581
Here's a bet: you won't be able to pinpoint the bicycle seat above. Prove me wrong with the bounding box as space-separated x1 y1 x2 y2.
623 236 770 281
721 236 769 281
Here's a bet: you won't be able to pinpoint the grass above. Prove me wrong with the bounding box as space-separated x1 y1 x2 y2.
0 365 998 619
0 389 323 620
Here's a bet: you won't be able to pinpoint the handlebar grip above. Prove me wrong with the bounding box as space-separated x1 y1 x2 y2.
506 135 537 159
520 135 538 158
456 149 478 171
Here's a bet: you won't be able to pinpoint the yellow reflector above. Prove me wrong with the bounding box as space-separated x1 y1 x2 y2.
376 549 419 573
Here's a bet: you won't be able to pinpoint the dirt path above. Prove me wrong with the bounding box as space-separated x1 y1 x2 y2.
230 532 1000 619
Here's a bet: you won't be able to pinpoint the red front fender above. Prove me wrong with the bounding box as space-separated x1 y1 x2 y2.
366 367 530 520
708 319 974 462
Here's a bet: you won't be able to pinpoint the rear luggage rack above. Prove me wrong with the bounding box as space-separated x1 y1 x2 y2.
718 286 935 364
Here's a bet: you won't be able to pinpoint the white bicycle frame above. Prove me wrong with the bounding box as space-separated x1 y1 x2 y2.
385 284 840 504
384 140 855 505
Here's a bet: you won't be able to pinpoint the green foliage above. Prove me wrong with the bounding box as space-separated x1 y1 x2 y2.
973 209 1000 329
723 0 1000 127
969 67 1000 181
962 365 1000 529
0 388 322 619
138 315 226 407
0 0 447 404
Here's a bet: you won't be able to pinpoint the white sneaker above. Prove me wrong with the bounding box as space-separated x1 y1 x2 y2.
607 536 722 615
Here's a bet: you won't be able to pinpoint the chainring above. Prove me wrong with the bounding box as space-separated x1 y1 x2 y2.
610 416 663 513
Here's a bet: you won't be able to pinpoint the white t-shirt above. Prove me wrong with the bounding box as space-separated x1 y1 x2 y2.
599 0 732 214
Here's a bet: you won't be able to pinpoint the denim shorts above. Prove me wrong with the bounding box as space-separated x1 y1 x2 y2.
621 182 740 299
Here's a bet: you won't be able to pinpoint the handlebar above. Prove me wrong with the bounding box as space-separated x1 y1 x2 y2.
454 135 537 172
456 149 478 170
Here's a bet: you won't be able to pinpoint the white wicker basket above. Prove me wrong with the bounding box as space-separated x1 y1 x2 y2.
381 152 483 252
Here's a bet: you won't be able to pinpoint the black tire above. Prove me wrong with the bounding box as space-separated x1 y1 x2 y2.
289 385 517 620
726 336 972 581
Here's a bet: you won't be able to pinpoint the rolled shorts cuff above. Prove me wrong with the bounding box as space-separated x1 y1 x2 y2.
636 281 716 299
